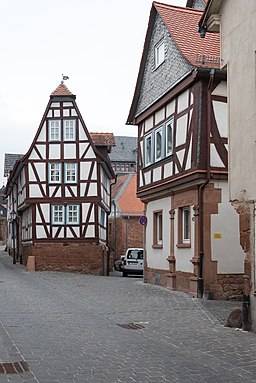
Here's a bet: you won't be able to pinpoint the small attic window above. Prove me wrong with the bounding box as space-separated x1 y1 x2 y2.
155 39 165 68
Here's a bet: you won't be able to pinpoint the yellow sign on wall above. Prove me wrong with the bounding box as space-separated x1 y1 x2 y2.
214 233 222 239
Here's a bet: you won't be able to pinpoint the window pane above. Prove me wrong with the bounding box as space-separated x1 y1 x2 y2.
53 205 64 224
67 205 79 224
146 136 152 165
156 130 162 160
155 41 165 67
64 120 75 140
166 120 173 154
158 213 162 242
183 208 190 241
65 163 76 182
50 163 60 182
49 120 60 140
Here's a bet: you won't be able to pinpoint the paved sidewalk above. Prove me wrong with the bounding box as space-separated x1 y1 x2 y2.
0 246 254 383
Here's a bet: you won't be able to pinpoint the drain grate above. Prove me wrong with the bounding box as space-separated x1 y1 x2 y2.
117 322 145 330
0 361 29 374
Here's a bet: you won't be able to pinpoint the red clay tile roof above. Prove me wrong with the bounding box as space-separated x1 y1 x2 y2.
112 174 130 199
50 83 75 97
118 174 144 216
90 133 116 147
154 1 220 68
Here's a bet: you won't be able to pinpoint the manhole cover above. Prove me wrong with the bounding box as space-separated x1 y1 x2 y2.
117 322 145 330
0 361 29 374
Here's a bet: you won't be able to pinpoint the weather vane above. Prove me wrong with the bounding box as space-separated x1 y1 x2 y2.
61 74 69 84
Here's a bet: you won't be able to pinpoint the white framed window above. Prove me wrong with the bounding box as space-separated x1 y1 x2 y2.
49 120 61 141
49 163 61 183
66 205 79 225
52 205 64 225
65 163 77 183
64 119 76 141
155 39 165 68
144 133 152 166
166 118 174 156
154 127 163 161
182 207 191 243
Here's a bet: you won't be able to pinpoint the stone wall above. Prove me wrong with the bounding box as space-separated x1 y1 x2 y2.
210 274 245 300
23 242 107 275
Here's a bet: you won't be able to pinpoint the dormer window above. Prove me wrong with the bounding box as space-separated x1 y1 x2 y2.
155 39 165 68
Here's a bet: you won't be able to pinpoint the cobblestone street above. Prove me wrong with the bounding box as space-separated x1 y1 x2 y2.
0 247 255 382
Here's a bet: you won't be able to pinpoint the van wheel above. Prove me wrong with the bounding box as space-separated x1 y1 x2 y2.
122 272 127 277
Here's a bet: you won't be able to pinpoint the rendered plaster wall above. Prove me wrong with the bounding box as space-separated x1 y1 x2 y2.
145 197 170 270
220 1 256 201
211 180 244 273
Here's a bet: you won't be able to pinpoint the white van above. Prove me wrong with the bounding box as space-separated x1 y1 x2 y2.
122 248 144 277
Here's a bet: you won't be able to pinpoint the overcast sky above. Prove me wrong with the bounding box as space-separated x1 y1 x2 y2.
0 0 186 186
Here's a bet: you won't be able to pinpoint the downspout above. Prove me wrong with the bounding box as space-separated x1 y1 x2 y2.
198 68 215 298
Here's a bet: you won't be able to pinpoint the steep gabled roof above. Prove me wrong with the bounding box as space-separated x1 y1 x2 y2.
50 83 75 98
127 1 220 124
154 2 219 67
4 153 24 177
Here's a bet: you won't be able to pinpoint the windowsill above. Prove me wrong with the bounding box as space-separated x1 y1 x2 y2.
152 244 163 249
176 243 191 248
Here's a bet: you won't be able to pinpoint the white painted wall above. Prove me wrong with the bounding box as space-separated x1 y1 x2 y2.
146 197 170 270
211 180 244 273
220 1 256 201
174 207 194 273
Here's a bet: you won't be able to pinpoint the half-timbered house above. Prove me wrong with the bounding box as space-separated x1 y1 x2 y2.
127 1 245 299
5 83 115 275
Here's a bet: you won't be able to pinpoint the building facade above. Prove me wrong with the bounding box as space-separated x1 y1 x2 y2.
127 1 245 299
5 83 115 275
199 0 256 327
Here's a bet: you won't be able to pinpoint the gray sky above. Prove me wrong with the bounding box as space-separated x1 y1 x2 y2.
0 0 186 185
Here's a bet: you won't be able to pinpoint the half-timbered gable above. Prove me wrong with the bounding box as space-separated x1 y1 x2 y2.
5 83 115 275
127 2 245 300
